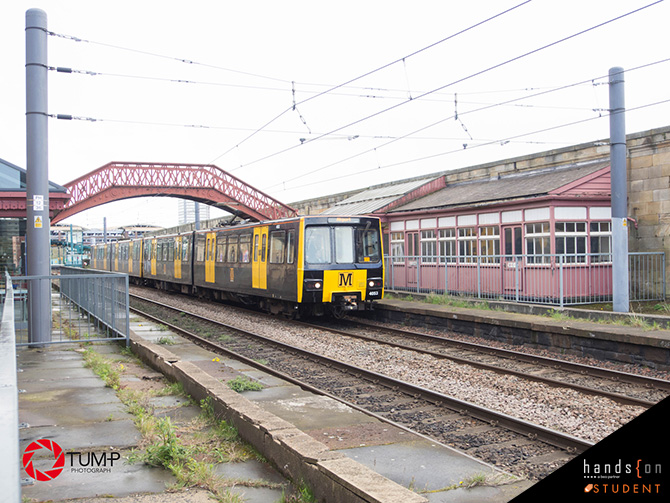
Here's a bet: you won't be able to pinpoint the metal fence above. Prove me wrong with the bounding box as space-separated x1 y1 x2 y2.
384 252 666 307
2 267 129 346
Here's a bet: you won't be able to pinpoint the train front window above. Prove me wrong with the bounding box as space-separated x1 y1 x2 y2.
356 228 381 262
335 227 354 263
305 224 381 265
305 227 331 264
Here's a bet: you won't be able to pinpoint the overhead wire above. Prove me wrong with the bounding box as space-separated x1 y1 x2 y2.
47 30 291 84
239 1 664 178
263 56 670 190
205 0 534 164
272 97 670 194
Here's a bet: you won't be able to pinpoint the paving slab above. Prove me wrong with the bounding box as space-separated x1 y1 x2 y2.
129 317 531 501
20 418 141 451
22 459 175 501
17 329 297 502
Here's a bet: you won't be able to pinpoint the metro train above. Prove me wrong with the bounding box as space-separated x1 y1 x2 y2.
90 215 384 318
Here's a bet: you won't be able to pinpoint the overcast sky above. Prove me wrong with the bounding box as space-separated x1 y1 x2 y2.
2 0 669 229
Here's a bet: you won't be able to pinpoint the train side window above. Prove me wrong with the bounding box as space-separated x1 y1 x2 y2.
227 235 238 262
216 235 227 263
261 234 267 262
196 238 205 262
239 234 251 263
253 234 259 262
269 230 285 264
168 240 174 261
183 237 190 262
287 231 295 264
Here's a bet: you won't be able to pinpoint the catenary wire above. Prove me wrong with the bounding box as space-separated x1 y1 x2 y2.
271 97 670 193
204 1 534 164
230 1 664 173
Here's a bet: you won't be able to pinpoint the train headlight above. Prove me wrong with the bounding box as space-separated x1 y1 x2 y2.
367 278 383 289
304 279 323 291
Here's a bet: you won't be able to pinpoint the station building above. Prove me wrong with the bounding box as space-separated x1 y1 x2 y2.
294 125 670 303
0 158 70 275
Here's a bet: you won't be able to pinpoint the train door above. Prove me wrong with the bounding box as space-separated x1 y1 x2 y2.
174 236 182 280
151 238 157 276
252 226 268 289
502 225 523 293
406 231 419 287
205 232 216 283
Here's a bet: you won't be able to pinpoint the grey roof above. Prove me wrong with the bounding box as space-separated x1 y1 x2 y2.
389 162 609 213
320 178 439 215
0 157 68 192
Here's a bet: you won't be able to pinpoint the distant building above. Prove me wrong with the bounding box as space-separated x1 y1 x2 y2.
178 200 210 225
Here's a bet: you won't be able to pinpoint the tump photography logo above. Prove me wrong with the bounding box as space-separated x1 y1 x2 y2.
22 439 121 481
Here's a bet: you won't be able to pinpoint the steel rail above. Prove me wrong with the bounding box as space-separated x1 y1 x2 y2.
298 319 663 408
129 293 593 454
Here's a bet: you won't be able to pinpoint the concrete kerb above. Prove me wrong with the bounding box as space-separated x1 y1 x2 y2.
128 331 427 503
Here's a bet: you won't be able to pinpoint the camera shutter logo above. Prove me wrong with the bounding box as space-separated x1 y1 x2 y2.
22 439 65 481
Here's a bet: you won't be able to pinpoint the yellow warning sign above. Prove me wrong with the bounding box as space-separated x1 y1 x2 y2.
34 216 43 228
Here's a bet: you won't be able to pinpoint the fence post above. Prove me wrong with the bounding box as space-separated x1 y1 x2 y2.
559 256 565 308
477 256 482 299
515 255 520 303
444 258 448 296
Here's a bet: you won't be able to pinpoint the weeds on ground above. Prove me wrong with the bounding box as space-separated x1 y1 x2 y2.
279 481 316 503
83 348 281 498
82 348 121 390
226 376 264 393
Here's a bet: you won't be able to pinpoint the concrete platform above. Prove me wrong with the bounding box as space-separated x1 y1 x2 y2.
17 342 290 503
128 318 534 502
374 297 670 371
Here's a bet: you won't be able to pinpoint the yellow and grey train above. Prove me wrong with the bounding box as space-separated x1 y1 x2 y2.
91 215 384 317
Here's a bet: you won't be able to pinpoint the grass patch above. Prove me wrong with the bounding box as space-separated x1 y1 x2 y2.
82 348 121 390
226 376 264 393
156 335 177 345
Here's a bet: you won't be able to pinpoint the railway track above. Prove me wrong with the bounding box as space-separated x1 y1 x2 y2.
303 318 670 409
130 293 593 480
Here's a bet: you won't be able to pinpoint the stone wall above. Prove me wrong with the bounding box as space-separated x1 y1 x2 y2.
627 127 670 296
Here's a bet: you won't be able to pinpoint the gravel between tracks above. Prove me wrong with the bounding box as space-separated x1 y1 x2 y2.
132 288 663 444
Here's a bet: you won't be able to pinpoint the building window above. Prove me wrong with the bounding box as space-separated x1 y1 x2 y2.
420 230 436 263
391 232 404 263
525 222 551 264
438 228 456 263
590 221 612 263
479 226 500 263
458 227 477 263
555 222 587 263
